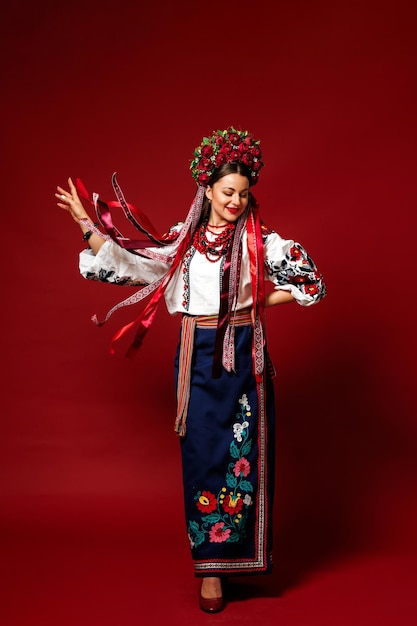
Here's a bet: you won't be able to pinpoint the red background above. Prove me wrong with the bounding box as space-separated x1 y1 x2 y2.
1 1 416 624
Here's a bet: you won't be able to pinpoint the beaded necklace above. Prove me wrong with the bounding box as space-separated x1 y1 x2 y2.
192 221 236 262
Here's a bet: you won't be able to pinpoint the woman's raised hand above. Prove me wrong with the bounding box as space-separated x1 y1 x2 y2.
56 177 90 224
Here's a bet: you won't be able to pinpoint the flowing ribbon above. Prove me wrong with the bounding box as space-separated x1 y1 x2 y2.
246 201 266 381
77 176 205 356
121 231 192 358
76 174 174 252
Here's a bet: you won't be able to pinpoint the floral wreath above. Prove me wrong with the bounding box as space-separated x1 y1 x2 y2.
190 126 264 187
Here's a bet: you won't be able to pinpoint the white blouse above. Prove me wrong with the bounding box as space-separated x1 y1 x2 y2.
79 226 326 316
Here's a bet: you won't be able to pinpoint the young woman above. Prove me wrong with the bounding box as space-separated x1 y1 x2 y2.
56 127 326 613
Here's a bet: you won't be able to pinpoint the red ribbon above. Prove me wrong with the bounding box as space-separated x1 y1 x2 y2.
76 174 177 252
246 202 266 380
110 231 191 358
75 175 191 356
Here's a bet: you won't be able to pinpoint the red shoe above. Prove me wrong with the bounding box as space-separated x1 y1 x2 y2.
199 592 224 613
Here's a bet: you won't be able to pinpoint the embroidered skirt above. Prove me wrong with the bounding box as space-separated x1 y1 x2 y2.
174 311 275 577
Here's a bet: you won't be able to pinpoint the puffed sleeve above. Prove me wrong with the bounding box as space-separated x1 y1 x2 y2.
78 223 182 286
263 229 326 306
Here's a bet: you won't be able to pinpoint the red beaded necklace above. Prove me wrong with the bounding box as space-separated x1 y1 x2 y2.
192 221 236 262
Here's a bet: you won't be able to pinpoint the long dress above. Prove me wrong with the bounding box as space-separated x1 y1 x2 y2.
79 223 326 576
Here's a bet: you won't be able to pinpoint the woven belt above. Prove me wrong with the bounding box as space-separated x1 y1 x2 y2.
175 309 252 436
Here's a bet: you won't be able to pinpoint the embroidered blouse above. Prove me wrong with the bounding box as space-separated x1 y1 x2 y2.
79 224 326 316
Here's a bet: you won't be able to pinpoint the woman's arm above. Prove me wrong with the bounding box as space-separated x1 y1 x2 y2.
265 290 295 307
263 231 326 306
56 177 106 255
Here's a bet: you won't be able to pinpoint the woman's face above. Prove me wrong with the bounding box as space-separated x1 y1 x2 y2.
206 173 250 226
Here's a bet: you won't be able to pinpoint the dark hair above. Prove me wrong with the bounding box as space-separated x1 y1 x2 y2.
199 162 253 224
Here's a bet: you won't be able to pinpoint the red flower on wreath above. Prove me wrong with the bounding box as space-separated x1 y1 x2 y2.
241 152 254 166
199 157 212 170
197 172 210 186
219 144 232 155
222 494 244 515
201 144 214 157
215 153 228 166
196 490 217 513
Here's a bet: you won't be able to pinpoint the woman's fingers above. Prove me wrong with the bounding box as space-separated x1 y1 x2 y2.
55 189 68 205
57 180 77 200
67 177 79 199
56 180 89 223
56 185 68 198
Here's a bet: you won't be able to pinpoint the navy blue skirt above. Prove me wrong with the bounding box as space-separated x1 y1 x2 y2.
174 318 275 577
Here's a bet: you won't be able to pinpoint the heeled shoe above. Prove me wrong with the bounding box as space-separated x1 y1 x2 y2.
199 591 224 613
199 580 225 613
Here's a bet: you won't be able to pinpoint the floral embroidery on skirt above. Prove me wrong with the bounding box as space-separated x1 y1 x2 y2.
188 394 254 548
176 323 275 577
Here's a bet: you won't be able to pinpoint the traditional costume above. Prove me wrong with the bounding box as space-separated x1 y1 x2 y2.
77 127 326 579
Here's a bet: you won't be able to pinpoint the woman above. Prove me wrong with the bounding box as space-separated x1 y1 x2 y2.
56 127 326 613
